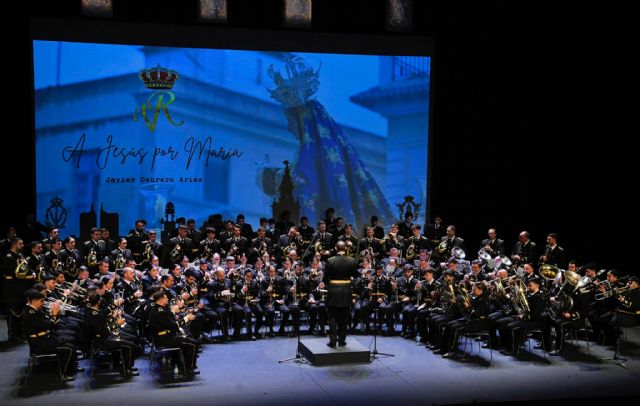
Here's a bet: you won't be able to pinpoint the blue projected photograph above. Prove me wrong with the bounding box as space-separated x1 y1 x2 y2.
34 41 430 237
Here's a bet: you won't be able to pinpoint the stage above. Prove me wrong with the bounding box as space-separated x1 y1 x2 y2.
1 324 639 406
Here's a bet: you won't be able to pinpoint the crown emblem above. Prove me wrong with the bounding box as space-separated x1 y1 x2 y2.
138 64 179 89
267 56 320 108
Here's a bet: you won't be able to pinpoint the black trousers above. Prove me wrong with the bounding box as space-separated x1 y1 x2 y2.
95 337 138 368
156 335 199 369
29 337 76 374
328 306 349 344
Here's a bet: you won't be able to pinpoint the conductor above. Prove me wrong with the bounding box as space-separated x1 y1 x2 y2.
322 241 359 348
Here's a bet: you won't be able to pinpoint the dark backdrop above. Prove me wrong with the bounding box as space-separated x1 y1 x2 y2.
2 1 631 273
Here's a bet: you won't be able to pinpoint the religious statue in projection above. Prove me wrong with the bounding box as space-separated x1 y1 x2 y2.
265 56 394 230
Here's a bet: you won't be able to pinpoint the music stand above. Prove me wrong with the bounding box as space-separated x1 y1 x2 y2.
602 311 637 369
370 304 395 361
278 302 310 365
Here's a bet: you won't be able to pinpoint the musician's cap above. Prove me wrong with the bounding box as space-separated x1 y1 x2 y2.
198 259 208 265
43 274 55 282
629 276 639 284
403 264 414 271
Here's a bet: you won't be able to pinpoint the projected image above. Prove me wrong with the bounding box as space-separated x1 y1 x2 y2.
34 41 430 237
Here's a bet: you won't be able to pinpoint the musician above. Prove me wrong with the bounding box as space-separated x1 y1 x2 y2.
311 221 333 262
435 225 465 260
308 267 328 335
511 231 537 267
219 220 236 242
337 224 358 258
498 277 549 355
426 216 446 246
141 266 160 295
250 227 273 263
416 268 440 343
26 241 45 282
22 289 78 381
276 210 295 237
383 257 402 278
127 219 149 263
204 268 232 341
368 264 393 334
260 265 289 337
328 217 345 243
426 270 461 349
60 236 81 282
406 225 430 261
141 230 162 270
618 276 640 313
539 233 566 269
41 227 59 253
83 227 106 269
44 237 64 275
397 212 415 239
265 218 279 241
117 267 144 316
595 269 626 345
110 238 133 271
298 216 314 250
225 225 250 261
349 268 369 332
285 262 311 337
93 258 114 282
322 241 359 347
479 228 505 257
177 268 211 341
382 224 404 256
2 237 30 341
85 293 139 376
234 268 263 340
186 218 202 244
148 290 200 374
381 248 404 269
365 215 385 240
436 282 490 357
397 264 421 338
168 225 194 264
522 263 537 284
358 227 382 260
324 207 336 228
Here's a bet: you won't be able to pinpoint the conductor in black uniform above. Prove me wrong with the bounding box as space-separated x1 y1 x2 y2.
322 241 359 348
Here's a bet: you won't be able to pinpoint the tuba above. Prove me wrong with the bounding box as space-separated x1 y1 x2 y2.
512 278 531 319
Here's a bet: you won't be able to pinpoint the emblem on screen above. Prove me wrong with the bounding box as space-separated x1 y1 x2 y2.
133 64 184 131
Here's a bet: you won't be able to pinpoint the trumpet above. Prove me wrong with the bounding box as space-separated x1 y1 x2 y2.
45 298 80 314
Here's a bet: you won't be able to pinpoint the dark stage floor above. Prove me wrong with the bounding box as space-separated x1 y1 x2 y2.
1 322 639 406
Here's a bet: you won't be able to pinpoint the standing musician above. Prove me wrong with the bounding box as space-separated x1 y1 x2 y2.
358 227 382 262
397 212 415 239
41 227 59 253
250 227 273 263
298 216 315 252
198 228 222 262
110 238 133 271
100 228 118 255
44 238 64 276
434 225 465 261
337 224 359 259
141 230 162 270
405 225 430 262
22 289 79 381
127 219 149 264
511 231 537 267
311 221 333 262
148 290 200 375
322 241 359 348
479 228 505 257
382 224 404 257
2 237 30 341
83 227 106 271
426 216 446 247
85 293 139 376
539 233 566 269
60 237 81 282
168 225 194 264
225 225 250 262
25 241 46 283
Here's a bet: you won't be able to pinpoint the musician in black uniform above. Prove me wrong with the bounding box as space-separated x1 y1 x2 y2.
140 230 162 270
406 225 430 261
358 227 382 261
199 228 222 261
225 225 250 261
479 228 505 257
498 277 549 355
382 224 404 256
426 271 461 348
337 224 358 259
250 227 273 264
148 290 200 374
100 228 118 255
434 225 465 261
2 237 30 341
367 264 392 333
44 238 64 276
322 241 359 347
436 282 490 357
22 289 78 381
83 227 106 271
285 262 311 337
127 219 149 264
397 212 415 239
25 241 45 283
416 268 440 343
85 293 139 376
205 268 232 341
511 231 537 267
298 216 314 250
60 237 82 282
397 264 421 338
110 238 133 270
426 216 446 247
350 268 370 333
311 221 333 262
235 269 263 340
260 265 289 337
539 233 566 269
168 225 194 265
236 214 254 240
